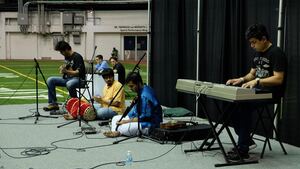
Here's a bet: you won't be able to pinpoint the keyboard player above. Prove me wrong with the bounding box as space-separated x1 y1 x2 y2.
225 24 287 162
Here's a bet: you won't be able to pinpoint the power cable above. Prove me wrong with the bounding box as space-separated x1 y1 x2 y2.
88 143 178 169
0 145 57 159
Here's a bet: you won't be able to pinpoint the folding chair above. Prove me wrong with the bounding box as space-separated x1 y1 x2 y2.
251 98 287 158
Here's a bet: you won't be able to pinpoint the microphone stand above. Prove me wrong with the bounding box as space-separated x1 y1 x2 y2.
57 48 97 129
113 82 158 144
110 53 147 144
57 69 92 128
108 53 146 109
19 58 58 124
114 97 137 131
82 46 97 102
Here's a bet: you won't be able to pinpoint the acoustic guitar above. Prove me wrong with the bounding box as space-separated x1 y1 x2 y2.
60 62 72 79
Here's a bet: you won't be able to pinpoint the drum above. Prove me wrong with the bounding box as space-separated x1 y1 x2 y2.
65 98 96 121
81 104 96 121
65 98 78 113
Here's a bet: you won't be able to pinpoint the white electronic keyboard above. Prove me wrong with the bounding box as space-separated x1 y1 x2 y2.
176 79 272 101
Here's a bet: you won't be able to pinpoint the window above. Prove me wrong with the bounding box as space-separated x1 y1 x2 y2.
124 35 147 61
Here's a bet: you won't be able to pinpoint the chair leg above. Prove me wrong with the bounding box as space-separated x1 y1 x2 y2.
267 138 272 151
252 107 273 157
258 108 273 158
266 109 288 155
254 103 288 158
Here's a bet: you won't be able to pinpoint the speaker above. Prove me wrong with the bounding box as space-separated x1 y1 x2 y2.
150 123 212 144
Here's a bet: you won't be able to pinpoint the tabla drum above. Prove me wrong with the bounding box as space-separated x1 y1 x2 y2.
81 103 96 121
65 98 78 113
65 98 96 121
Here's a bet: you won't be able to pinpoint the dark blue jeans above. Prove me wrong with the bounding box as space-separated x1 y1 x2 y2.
46 76 80 104
231 102 257 153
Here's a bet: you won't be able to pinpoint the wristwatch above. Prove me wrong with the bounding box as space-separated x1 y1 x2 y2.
255 78 260 86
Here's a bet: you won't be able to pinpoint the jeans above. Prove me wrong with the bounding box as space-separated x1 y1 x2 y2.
47 76 80 104
93 104 117 120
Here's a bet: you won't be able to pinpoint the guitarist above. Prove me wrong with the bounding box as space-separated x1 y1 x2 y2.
43 41 86 111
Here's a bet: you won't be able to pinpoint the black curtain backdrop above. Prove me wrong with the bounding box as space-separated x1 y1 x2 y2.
151 0 197 112
279 0 300 146
151 0 300 147
200 0 280 123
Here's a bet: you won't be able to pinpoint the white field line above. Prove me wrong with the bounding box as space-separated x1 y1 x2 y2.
0 88 63 99
0 64 68 95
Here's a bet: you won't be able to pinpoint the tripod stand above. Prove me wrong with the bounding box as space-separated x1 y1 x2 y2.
19 58 58 124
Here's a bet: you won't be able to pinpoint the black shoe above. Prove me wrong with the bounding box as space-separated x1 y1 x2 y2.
227 150 249 162
227 147 238 155
228 140 257 154
43 104 59 111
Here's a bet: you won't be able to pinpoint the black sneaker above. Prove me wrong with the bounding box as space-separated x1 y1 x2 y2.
227 147 238 155
43 104 59 111
227 150 249 162
228 139 257 154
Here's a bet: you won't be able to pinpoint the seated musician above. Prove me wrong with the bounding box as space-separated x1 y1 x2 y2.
103 72 163 138
43 41 86 111
64 68 125 120
226 24 287 161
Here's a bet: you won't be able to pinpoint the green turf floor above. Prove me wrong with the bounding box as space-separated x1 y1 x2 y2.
0 60 147 105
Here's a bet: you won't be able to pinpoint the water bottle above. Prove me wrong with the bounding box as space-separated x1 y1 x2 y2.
125 150 133 165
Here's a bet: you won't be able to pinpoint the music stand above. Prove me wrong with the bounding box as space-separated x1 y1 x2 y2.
19 58 58 124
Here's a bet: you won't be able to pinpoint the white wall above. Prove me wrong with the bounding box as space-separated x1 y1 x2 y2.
94 33 120 60
0 10 148 60
9 33 38 59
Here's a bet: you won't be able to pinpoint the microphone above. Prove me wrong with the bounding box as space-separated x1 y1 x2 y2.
89 46 98 64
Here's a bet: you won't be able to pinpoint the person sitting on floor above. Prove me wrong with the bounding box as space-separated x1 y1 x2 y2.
63 68 125 120
109 56 126 85
103 71 162 138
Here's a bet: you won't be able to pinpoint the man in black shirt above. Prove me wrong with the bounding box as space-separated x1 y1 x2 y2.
43 41 86 111
226 24 287 161
109 56 126 85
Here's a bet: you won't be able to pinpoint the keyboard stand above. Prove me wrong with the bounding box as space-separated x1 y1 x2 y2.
184 95 259 167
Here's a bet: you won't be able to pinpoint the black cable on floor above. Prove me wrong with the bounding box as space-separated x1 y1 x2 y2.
88 143 178 169
0 146 57 159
